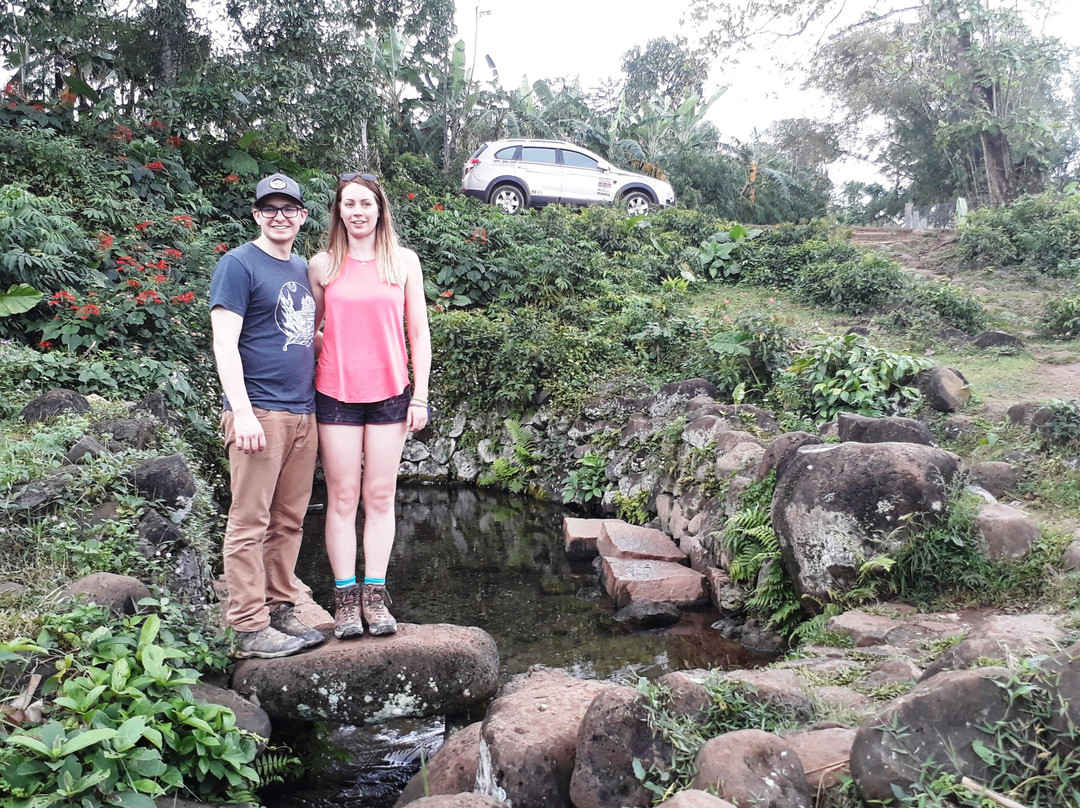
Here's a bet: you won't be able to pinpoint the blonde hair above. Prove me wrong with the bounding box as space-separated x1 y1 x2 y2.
320 176 406 286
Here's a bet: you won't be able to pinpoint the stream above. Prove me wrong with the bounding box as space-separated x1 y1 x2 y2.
263 484 772 807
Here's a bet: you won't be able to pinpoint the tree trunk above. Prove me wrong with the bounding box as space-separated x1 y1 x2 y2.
979 128 1014 207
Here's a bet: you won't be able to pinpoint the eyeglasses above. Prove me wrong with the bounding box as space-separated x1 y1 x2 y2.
257 205 302 219
341 172 379 183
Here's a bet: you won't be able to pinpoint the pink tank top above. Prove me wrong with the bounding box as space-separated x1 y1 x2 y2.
316 257 409 403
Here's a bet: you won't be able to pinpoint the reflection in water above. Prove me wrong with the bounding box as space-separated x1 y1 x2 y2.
268 485 774 807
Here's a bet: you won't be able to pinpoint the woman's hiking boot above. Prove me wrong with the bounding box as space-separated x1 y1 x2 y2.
334 584 364 639
362 584 397 636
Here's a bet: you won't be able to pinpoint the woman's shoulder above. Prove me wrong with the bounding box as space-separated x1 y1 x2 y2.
398 246 420 265
308 251 332 276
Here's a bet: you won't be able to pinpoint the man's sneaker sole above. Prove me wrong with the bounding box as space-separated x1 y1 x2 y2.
234 644 304 660
368 623 397 637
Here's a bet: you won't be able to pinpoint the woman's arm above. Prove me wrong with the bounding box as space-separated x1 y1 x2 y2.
402 248 432 431
308 252 329 357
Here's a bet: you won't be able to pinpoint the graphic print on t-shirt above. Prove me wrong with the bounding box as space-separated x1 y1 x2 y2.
276 281 316 350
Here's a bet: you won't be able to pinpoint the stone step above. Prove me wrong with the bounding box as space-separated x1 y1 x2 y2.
601 557 707 609
599 520 687 564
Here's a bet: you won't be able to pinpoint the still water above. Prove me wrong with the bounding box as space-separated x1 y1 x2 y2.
265 484 771 807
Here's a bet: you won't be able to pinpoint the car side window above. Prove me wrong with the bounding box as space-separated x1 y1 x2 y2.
561 150 599 170
494 146 519 159
520 147 557 164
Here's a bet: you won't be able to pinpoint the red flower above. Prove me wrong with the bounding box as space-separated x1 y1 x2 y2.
433 204 444 211
166 135 183 147
214 242 228 253
172 214 194 228
6 102 16 109
38 340 53 349
407 192 415 200
153 259 167 270
135 289 163 306
150 119 165 130
135 221 153 232
112 125 133 142
31 103 44 111
170 291 196 305
2 84 14 96
433 304 445 313
48 290 78 307
468 227 488 244
223 174 239 184
163 248 182 261
152 274 168 284
76 303 101 319
59 91 77 104
127 279 141 288
440 289 453 298
99 234 114 250
144 160 165 172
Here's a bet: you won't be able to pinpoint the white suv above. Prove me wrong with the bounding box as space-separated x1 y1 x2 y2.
462 139 676 216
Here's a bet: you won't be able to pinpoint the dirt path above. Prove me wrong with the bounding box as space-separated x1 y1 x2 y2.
849 226 1080 403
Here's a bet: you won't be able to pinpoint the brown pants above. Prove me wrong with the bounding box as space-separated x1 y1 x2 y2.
221 408 318 632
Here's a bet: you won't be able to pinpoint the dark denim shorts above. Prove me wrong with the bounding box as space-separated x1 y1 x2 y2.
315 387 410 426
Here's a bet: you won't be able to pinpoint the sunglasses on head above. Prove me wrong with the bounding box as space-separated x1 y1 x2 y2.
341 172 379 183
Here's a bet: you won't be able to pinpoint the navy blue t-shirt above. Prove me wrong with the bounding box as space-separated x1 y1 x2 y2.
209 241 316 414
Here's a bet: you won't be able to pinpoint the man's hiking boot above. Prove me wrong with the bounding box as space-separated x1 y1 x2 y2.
334 584 364 639
269 603 326 648
362 584 397 636
233 625 305 659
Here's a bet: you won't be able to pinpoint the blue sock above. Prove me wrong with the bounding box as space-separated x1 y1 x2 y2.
363 576 386 587
335 576 357 588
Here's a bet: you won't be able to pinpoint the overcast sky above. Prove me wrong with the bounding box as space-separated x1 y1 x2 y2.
453 0 1080 183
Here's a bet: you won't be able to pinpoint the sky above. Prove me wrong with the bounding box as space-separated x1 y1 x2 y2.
453 0 1080 184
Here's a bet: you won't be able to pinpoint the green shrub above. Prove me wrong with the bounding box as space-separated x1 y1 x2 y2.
958 192 1080 275
1043 295 1080 339
899 276 989 333
785 334 930 422
648 207 721 247
0 184 98 292
562 452 609 506
1035 400 1080 451
794 252 904 314
740 232 860 289
705 309 791 396
696 224 761 281
0 611 258 805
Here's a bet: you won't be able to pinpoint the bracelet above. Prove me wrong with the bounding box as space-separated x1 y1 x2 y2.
410 397 428 405
408 402 429 410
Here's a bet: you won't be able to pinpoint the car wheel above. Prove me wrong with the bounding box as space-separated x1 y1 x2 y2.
622 190 652 217
490 184 525 215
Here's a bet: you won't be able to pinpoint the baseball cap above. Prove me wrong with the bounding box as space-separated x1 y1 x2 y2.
254 173 305 207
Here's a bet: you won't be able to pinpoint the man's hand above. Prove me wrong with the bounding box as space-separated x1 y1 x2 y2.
232 410 266 453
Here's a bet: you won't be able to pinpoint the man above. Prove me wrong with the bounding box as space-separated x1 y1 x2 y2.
209 172 326 659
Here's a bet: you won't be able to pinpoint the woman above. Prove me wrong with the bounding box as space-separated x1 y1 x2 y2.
309 173 431 639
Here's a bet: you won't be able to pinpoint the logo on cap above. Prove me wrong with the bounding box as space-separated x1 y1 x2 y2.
268 177 288 190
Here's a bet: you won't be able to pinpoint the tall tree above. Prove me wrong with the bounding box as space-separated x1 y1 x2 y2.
620 36 710 110
689 0 1076 205
811 0 1070 204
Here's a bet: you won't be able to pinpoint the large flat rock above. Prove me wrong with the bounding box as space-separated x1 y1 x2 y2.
232 623 498 724
601 558 707 609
